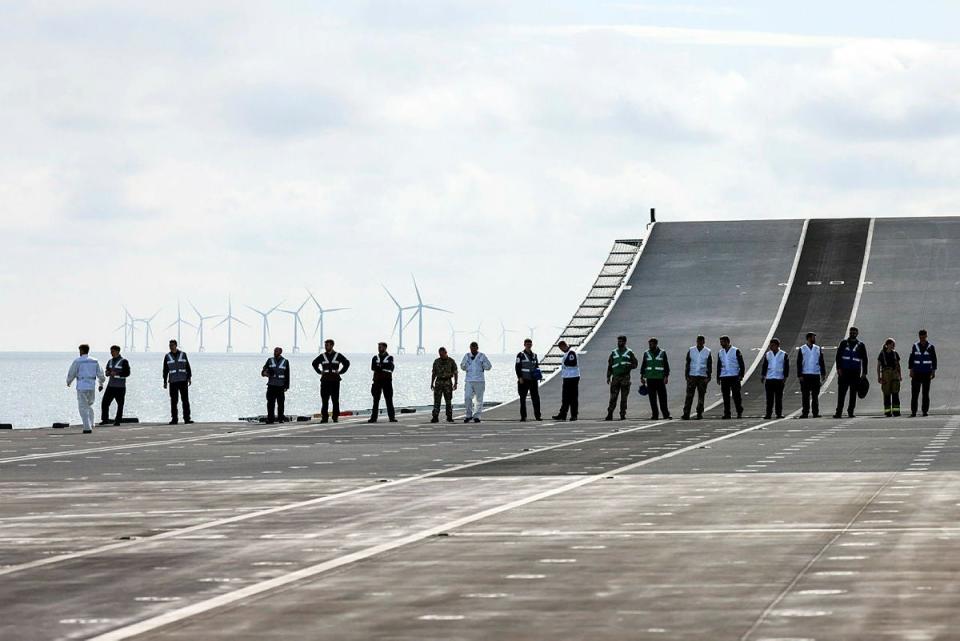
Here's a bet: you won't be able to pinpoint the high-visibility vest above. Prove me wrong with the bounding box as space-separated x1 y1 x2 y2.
718 347 740 378
166 352 189 383
107 357 128 388
912 342 935 373
800 344 822 375
687 346 711 377
765 350 786 380
839 340 863 372
518 351 539 381
561 350 581 378
267 357 288 387
642 350 665 380
610 348 636 377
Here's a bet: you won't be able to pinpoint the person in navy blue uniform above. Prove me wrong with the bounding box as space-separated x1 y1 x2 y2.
908 329 937 417
834 327 868 418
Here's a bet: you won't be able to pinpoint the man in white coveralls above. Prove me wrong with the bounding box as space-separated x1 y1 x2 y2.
66 344 105 434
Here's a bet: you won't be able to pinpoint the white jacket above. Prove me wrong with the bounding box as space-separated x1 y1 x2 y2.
461 352 492 382
67 355 105 392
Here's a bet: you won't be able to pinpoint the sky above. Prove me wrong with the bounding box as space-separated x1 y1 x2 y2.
1 1 959 354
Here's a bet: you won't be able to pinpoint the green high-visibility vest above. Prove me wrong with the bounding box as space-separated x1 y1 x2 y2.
610 348 635 377
643 350 666 379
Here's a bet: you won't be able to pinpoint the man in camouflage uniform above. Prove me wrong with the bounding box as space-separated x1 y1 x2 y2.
431 346 459 423
606 335 639 421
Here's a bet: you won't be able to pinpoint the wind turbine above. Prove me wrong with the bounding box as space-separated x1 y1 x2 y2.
278 298 309 354
472 322 486 344
499 319 518 354
383 285 416 355
213 295 247 353
189 301 220 353
165 300 196 346
307 290 348 351
134 310 160 352
116 308 134 351
245 302 282 354
447 320 472 354
527 326 537 342
403 275 452 355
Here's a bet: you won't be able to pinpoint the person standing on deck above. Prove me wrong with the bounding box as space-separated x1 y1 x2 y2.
311 339 350 423
552 340 580 421
163 339 193 425
430 347 458 423
606 335 639 421
369 342 396 423
461 342 492 423
682 335 712 420
877 338 902 418
834 327 868 419
716 336 745 420
515 338 542 422
761 338 789 420
640 337 671 420
100 345 130 426
67 344 105 434
797 332 826 419
261 347 290 424
909 329 937 417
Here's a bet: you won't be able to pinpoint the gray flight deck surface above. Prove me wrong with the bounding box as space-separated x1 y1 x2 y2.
489 219 804 421
5 216 960 640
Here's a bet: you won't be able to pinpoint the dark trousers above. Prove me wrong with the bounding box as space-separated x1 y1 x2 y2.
608 375 631 417
683 376 708 418
518 380 541 420
371 380 395 421
169 381 190 422
765 379 784 418
432 381 453 419
266 386 286 423
800 374 822 417
320 380 340 421
836 371 861 416
101 386 125 424
557 377 579 419
719 377 743 417
646 378 670 419
911 373 932 415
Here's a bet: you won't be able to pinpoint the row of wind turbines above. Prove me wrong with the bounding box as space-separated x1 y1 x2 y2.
114 276 543 355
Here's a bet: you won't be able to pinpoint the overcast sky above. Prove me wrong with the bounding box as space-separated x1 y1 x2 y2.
2 1 959 354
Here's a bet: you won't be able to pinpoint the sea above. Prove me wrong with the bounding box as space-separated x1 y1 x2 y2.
0 352 520 428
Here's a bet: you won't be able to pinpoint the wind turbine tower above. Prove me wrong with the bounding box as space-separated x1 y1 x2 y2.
403 275 452 355
499 319 518 354
190 301 220 353
307 290 348 351
214 295 247 353
278 297 309 354
245 302 282 354
116 308 134 351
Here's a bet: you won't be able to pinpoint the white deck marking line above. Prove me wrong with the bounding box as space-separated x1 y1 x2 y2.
705 219 809 412
0 420 670 578
450 526 960 536
816 217 875 401
740 472 895 639
0 418 371 464
88 416 786 641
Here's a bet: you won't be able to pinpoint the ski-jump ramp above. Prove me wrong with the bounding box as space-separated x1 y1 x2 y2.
491 216 959 420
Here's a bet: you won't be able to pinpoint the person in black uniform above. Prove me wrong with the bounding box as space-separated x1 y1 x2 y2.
908 329 937 417
261 346 290 424
515 338 542 421
312 339 350 423
369 342 397 423
100 345 130 426
834 327 868 419
163 339 193 425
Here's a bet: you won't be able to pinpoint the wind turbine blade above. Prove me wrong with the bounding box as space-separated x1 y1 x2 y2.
213 316 229 329
165 319 178 330
235 317 250 327
423 305 452 313
296 297 310 313
382 285 400 308
189 300 202 318
411 274 423 305
244 304 263 315
390 313 400 339
325 307 349 313
268 301 284 314
403 309 420 330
